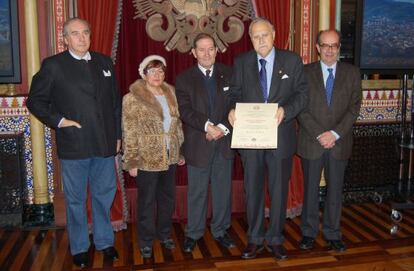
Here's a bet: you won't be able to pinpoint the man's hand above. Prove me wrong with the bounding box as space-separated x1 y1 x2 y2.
275 107 285 125
129 168 138 177
59 118 82 128
228 109 236 127
318 131 336 149
207 124 225 140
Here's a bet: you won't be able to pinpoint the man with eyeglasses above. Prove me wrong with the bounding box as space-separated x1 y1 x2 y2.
297 29 362 252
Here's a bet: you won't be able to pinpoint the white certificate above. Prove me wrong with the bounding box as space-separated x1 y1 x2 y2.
231 103 278 149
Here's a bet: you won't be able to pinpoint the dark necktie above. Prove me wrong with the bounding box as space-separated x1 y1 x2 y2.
204 69 215 117
326 68 334 106
79 58 94 84
259 59 268 102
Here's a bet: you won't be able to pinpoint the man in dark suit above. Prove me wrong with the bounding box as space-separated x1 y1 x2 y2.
176 33 235 252
228 18 308 260
297 30 362 252
27 18 121 268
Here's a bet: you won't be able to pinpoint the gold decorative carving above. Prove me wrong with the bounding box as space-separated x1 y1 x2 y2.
133 0 253 53
0 84 16 96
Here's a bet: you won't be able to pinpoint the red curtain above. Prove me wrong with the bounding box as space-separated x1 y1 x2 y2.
77 0 118 56
255 0 291 49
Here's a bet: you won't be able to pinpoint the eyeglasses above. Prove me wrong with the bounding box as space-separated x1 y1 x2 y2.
146 69 165 76
319 43 340 50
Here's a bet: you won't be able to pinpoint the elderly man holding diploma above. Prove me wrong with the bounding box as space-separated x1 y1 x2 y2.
228 17 308 260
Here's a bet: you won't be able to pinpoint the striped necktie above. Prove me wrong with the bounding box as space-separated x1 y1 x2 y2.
259 59 268 102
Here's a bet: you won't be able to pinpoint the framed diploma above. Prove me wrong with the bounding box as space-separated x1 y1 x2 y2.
231 103 278 149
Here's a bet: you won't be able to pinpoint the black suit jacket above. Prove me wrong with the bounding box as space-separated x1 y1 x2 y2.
297 61 362 160
27 50 121 159
176 63 234 167
229 49 308 158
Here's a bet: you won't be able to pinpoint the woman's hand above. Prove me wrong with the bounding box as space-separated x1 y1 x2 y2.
129 168 138 177
177 158 185 166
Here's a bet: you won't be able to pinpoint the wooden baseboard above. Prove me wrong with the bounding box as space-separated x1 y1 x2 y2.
53 192 66 226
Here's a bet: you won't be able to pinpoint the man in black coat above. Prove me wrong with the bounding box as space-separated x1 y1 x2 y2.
297 30 362 252
176 33 235 252
27 18 121 268
228 18 308 260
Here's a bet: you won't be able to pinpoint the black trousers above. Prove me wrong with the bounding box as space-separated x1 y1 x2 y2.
300 151 348 240
186 144 233 240
135 164 176 248
240 149 293 245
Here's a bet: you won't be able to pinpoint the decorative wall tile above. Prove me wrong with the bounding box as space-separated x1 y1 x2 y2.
0 97 54 204
358 89 409 123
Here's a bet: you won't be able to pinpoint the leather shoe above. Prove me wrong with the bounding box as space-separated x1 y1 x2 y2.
73 252 89 268
140 246 152 258
299 236 315 250
215 232 236 248
102 246 119 261
327 239 346 252
270 244 288 260
241 243 264 259
160 238 176 250
183 237 197 253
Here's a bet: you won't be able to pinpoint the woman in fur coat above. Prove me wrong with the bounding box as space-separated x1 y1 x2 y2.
122 55 185 258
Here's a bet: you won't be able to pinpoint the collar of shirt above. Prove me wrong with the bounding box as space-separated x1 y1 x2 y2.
198 64 214 77
320 61 337 87
68 50 92 61
256 47 275 95
256 47 275 67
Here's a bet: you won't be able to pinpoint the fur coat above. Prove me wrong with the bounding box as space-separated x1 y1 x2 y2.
122 79 184 171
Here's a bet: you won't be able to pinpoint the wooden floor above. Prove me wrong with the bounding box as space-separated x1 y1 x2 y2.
1 202 414 270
